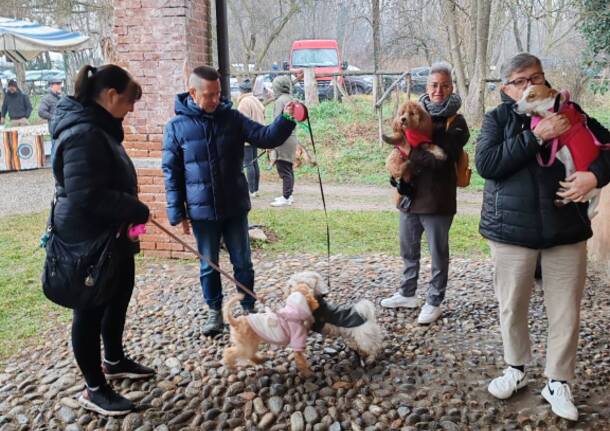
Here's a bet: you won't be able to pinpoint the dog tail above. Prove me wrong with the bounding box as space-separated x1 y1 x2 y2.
354 299 377 321
223 294 245 327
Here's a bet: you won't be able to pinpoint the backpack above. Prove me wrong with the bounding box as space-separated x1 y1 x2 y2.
446 115 471 188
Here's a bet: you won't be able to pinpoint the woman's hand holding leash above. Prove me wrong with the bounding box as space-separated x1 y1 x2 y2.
558 172 598 202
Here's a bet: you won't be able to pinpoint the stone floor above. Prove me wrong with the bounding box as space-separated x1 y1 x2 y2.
0 254 608 431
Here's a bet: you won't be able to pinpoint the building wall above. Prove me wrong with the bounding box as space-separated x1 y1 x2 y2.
113 0 210 258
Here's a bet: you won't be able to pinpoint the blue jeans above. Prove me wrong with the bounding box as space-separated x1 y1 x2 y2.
191 213 255 310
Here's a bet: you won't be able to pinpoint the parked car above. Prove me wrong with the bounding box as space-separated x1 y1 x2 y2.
230 77 240 99
287 39 346 101
253 74 274 101
408 66 429 93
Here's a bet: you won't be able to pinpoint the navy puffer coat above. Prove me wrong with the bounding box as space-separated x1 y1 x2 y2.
162 93 295 225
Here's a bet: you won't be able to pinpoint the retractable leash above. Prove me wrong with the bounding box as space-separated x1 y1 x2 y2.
284 102 332 287
149 218 264 304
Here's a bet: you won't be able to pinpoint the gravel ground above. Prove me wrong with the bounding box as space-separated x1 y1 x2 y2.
0 169 483 217
0 169 55 217
0 254 608 430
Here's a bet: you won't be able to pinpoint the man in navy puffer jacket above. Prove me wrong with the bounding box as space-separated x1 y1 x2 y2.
163 66 296 336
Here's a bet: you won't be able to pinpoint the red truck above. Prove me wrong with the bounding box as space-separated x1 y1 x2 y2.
286 39 347 101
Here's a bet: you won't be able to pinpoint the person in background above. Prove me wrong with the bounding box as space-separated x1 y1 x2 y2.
270 76 298 207
162 66 296 336
477 53 610 421
237 79 265 198
380 62 470 325
0 79 32 126
50 64 154 416
39 79 63 125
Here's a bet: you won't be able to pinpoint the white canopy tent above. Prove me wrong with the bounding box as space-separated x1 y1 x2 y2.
0 16 91 63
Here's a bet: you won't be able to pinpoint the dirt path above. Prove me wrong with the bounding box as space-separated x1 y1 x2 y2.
0 169 483 217
248 181 482 215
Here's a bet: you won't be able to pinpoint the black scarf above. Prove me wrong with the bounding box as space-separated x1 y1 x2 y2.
419 93 462 118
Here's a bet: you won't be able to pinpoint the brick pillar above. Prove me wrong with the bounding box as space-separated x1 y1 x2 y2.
113 0 211 258
590 187 610 279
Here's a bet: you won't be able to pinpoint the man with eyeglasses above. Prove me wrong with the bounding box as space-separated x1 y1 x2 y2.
476 53 610 421
381 62 470 325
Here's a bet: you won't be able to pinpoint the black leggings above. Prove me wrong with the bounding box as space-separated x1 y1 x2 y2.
71 256 135 387
276 160 294 199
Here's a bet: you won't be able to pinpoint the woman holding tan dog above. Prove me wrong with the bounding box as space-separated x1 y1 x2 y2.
476 53 610 421
381 62 470 325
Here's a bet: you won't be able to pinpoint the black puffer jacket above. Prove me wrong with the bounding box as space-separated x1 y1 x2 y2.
406 114 470 214
476 92 610 249
50 97 149 246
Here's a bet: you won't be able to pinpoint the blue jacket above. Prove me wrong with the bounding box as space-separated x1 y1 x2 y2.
163 93 295 224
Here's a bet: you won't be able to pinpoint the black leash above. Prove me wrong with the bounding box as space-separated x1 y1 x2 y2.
304 114 332 287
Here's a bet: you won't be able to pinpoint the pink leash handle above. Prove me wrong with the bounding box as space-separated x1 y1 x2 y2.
128 224 147 240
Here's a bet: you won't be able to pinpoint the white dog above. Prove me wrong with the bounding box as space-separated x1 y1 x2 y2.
286 271 384 365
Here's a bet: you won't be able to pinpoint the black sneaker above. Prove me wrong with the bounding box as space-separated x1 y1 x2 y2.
103 357 156 380
202 309 224 336
78 384 134 416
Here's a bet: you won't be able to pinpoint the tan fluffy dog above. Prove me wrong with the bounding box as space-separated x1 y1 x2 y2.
382 101 445 184
223 285 319 376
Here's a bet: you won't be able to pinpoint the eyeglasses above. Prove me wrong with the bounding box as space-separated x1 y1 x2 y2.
428 83 452 90
505 72 545 88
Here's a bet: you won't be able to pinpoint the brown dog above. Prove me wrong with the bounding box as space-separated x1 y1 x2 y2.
223 285 319 376
382 101 445 184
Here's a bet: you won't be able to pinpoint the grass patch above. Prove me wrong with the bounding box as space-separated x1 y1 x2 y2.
0 211 69 361
261 96 485 190
250 208 488 257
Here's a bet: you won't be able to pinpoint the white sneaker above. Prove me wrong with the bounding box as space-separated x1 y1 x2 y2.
272 195 294 203
271 196 292 207
380 293 418 308
417 303 442 324
250 191 259 198
488 367 528 400
542 381 578 421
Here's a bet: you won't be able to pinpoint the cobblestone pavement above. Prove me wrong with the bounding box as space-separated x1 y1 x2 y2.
0 254 608 430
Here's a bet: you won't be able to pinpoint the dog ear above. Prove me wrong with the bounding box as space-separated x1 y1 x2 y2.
382 133 405 146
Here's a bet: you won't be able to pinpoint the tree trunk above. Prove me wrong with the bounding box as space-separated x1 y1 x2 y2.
14 62 26 93
442 0 468 97
372 0 382 109
464 0 492 126
510 6 524 52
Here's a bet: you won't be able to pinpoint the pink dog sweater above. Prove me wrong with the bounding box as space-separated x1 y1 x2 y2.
246 291 313 352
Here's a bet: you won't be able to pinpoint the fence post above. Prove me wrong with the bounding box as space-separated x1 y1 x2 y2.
377 104 383 147
304 68 319 106
333 76 339 101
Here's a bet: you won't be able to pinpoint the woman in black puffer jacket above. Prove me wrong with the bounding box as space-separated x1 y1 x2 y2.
50 64 154 416
477 53 610 422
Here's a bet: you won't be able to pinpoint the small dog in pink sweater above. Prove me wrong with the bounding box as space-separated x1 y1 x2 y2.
223 284 319 376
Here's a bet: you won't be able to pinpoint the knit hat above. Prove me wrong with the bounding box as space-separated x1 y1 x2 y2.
272 76 291 95
7 79 17 88
239 79 252 93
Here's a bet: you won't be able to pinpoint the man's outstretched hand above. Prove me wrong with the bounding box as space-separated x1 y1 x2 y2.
283 101 296 117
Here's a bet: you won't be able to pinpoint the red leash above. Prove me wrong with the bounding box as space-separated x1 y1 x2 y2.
149 218 263 304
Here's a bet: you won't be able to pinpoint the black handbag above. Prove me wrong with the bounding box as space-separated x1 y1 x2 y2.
41 196 123 310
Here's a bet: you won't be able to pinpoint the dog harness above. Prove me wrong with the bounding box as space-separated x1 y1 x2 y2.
246 291 313 352
395 129 433 160
531 91 609 170
312 297 367 333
